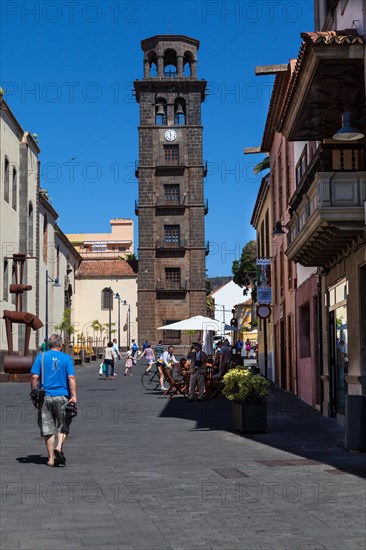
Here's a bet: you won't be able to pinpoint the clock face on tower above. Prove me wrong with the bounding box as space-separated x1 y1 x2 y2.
164 129 177 142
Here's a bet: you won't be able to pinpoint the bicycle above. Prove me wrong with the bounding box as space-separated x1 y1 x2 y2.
140 362 160 390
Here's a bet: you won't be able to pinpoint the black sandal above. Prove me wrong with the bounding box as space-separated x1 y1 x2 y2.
54 449 66 466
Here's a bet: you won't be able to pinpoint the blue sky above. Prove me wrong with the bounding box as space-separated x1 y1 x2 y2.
1 0 314 276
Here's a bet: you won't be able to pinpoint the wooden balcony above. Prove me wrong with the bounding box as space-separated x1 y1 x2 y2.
286 144 366 267
155 195 187 213
155 237 187 257
156 278 188 297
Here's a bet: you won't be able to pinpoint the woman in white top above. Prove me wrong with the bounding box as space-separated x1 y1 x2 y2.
103 342 115 380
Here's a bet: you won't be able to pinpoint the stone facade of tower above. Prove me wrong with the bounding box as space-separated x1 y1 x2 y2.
134 35 207 346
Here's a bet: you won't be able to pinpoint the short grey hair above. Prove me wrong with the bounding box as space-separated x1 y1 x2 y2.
48 334 63 349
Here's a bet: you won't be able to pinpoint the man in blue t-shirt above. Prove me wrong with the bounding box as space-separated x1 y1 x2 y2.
30 334 77 467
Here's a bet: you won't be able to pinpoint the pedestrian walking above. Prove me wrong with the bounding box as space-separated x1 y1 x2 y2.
30 334 77 467
112 338 121 377
103 341 115 379
124 351 133 376
157 345 177 391
245 339 251 358
139 344 155 374
130 339 139 365
112 338 121 360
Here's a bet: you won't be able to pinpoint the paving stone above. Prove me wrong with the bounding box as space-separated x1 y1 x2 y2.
1 360 365 549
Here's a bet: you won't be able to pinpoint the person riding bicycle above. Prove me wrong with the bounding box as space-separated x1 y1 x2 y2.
157 345 177 391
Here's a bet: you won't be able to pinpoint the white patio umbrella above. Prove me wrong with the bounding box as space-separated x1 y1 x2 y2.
157 315 221 332
203 329 214 355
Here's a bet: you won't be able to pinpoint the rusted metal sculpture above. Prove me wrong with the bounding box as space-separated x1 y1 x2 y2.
3 254 43 374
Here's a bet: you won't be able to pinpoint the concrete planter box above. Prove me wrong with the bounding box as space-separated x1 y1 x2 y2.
232 401 268 433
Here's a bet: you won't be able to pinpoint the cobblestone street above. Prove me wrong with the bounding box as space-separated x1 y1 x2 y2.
1 360 365 550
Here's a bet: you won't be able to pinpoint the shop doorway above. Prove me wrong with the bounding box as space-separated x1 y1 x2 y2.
328 280 348 416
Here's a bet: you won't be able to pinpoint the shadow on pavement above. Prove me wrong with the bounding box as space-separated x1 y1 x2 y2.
16 455 48 465
160 384 366 479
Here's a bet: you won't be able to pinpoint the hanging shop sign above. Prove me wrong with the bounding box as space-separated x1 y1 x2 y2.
256 257 272 304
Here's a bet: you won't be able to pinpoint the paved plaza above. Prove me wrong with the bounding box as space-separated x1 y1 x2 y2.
1 359 365 550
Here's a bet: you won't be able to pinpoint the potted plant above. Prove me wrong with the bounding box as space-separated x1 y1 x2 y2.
222 367 270 433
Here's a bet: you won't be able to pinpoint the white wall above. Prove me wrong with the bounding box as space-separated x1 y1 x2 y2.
212 281 250 334
1 109 39 354
74 277 137 348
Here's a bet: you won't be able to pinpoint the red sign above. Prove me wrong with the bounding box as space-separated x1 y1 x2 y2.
256 304 271 319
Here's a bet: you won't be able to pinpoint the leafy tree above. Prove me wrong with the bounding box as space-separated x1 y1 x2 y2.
54 308 75 343
122 253 137 262
206 295 215 312
232 240 258 301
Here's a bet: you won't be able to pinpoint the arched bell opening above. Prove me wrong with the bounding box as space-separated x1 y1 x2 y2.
164 49 177 77
146 51 158 77
155 97 167 126
183 51 194 77
174 99 186 126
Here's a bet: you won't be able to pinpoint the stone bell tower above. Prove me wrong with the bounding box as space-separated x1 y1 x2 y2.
134 35 208 347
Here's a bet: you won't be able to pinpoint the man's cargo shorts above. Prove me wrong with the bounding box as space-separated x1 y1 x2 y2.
37 396 72 436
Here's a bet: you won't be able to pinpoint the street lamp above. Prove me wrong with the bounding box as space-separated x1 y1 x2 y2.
332 111 366 141
45 269 61 350
215 303 231 337
108 287 113 342
115 293 129 350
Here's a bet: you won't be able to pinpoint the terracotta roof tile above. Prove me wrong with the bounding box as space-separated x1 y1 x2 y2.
76 259 137 279
301 29 364 45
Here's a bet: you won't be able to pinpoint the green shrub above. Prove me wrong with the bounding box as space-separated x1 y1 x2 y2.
222 368 270 404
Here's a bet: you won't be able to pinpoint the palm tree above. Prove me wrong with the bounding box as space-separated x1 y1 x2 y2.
54 308 75 351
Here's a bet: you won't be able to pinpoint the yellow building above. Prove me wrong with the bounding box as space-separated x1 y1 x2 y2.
250 174 274 381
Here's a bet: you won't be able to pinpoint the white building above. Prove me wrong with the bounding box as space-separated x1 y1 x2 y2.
1 97 81 366
74 260 137 350
211 280 251 338
1 98 40 361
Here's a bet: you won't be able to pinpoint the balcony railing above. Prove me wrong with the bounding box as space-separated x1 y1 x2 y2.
155 194 188 210
286 143 366 266
135 159 208 175
290 143 366 214
156 237 187 251
156 278 188 294
156 156 185 170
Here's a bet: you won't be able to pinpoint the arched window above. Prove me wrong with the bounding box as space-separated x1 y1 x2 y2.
101 287 113 310
164 49 177 77
4 157 9 203
43 214 48 264
148 51 158 77
28 202 34 254
3 260 8 301
12 168 17 210
174 99 186 126
183 51 194 76
155 97 167 126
